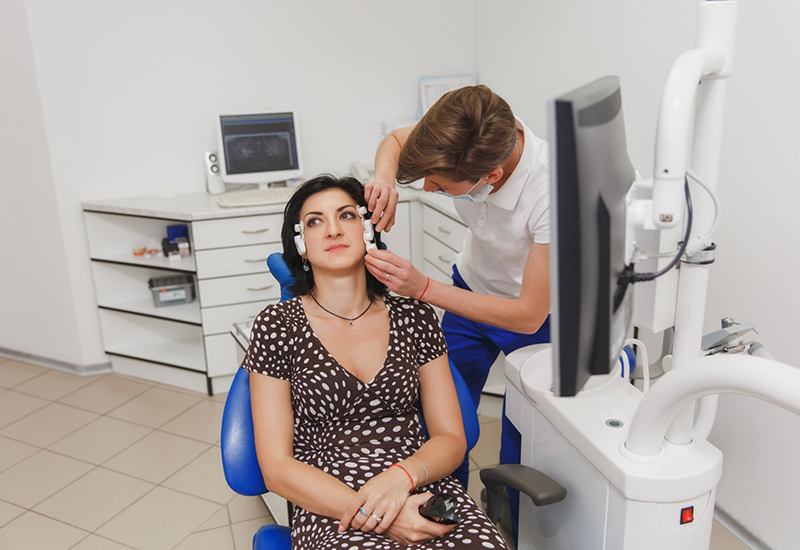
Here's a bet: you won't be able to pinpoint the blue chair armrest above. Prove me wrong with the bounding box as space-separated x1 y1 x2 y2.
253 524 291 550
221 368 268 496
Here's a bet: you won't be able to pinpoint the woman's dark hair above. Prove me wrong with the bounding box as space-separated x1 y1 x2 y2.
396 85 517 185
281 173 389 301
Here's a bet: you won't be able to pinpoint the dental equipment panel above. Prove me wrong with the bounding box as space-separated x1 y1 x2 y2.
507 2 800 549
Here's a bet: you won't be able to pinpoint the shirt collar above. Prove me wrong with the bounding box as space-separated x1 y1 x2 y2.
486 118 531 211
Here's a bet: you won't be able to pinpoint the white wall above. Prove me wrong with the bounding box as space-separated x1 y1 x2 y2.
0 0 104 368
0 0 475 367
475 1 800 548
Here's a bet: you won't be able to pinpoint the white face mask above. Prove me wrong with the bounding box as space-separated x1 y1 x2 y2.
431 178 493 202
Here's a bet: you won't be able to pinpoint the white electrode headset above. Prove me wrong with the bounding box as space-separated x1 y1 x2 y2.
293 206 378 258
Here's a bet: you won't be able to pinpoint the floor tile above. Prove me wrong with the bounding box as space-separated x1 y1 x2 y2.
196 505 230 531
0 435 39 473
162 446 237 504
231 517 273 550
0 401 98 448
48 416 152 465
227 494 271 524
211 390 229 403
107 386 203 428
467 467 486 507
711 519 749 550
95 486 220 550
70 534 138 550
160 399 225 444
0 389 50 429
174 525 235 550
155 382 208 398
0 360 47 389
103 430 210 484
0 500 25 529
34 467 154 532
60 375 153 414
0 450 94 509
0 511 88 550
469 418 502 468
12 369 99 401
477 394 504 419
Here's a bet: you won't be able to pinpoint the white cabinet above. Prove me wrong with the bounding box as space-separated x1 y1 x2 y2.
83 191 416 395
420 204 467 307
83 199 285 394
419 201 505 397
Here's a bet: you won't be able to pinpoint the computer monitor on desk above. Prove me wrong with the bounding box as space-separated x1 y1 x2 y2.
215 110 304 188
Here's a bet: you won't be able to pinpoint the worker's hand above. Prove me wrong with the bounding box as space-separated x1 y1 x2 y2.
366 249 428 299
363 179 399 233
338 466 413 535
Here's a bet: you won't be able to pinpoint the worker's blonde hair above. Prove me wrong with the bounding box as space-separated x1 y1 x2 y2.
396 85 517 184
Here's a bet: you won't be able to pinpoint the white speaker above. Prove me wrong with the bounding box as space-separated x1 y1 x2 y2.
205 151 226 195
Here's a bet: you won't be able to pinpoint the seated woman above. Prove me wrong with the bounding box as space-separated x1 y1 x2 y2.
243 174 508 549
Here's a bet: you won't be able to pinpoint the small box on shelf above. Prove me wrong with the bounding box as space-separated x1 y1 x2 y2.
148 275 195 307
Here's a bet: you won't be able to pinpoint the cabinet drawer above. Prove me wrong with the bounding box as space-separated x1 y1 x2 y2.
192 214 283 250
195 243 282 279
198 273 280 308
204 333 241 377
423 233 459 273
422 206 467 251
201 300 276 336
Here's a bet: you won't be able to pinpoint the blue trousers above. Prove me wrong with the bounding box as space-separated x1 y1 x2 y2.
443 266 550 542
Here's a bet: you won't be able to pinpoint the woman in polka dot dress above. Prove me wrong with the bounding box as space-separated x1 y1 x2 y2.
244 174 508 549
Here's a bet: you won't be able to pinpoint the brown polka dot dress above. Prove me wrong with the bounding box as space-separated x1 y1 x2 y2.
243 295 508 550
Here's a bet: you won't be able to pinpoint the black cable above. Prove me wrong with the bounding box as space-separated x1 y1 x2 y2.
619 178 693 285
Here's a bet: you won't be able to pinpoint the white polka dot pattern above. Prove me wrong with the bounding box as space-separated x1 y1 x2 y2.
243 296 508 549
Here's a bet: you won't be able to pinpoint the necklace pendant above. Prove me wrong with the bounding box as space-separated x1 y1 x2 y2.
349 321 354 327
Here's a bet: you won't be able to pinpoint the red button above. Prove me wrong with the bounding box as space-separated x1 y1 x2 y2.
680 506 694 525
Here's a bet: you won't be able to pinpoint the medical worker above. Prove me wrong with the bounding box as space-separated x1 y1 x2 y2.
363 84 551 541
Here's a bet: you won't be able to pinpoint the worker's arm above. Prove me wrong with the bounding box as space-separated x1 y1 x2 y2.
365 242 550 334
363 125 416 233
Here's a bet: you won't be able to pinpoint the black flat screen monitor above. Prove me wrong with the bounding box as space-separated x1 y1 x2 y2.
549 76 636 397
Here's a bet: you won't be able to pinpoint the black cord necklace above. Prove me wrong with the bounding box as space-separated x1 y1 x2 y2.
310 293 372 327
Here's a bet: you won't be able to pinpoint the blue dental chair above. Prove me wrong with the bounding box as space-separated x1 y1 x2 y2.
221 253 483 549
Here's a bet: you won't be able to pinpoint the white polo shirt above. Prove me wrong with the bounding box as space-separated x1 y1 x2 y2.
453 118 550 300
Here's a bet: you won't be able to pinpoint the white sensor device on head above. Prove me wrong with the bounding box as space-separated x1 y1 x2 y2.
294 222 306 256
357 206 377 251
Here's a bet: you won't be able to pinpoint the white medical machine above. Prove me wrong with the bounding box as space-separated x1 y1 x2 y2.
505 2 800 548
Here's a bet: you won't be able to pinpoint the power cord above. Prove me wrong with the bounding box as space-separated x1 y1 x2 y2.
619 178 693 285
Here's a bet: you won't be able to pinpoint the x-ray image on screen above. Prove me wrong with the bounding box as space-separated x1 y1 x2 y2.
225 132 294 174
216 111 303 186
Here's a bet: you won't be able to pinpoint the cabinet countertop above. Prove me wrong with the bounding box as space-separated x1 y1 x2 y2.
82 187 426 222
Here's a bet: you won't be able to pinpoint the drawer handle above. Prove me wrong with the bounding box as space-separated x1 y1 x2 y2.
437 226 452 234
438 255 453 264
244 258 269 263
241 228 270 234
247 284 274 291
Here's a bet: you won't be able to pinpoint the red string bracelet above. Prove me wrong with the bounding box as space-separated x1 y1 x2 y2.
390 463 415 492
418 277 431 301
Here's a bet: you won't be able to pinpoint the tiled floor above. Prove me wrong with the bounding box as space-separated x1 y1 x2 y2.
0 357 749 550
0 358 271 550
